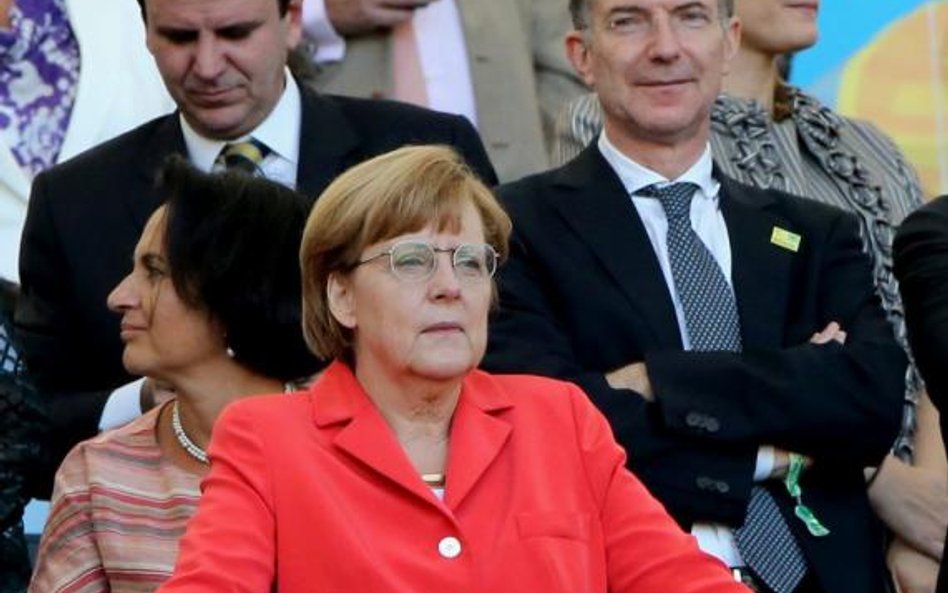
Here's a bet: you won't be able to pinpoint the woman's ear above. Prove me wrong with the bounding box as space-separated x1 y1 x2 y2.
327 272 357 330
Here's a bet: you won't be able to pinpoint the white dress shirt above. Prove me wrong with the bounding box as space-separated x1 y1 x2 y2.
598 132 775 567
99 71 304 430
181 71 301 188
302 0 478 126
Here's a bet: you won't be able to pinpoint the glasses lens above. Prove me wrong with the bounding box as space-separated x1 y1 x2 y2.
390 242 435 281
454 244 496 280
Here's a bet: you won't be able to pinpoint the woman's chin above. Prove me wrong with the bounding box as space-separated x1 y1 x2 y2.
122 354 148 377
409 355 477 383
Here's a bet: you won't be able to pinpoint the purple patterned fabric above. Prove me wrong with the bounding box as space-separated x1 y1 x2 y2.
0 0 80 177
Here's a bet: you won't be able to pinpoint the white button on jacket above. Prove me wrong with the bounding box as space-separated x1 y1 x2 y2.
438 536 462 559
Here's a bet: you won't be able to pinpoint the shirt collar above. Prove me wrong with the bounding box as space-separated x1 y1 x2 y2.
180 69 302 172
597 130 719 199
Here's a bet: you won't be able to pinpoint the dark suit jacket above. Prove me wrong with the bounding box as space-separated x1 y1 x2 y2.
15 84 496 495
483 145 906 593
893 195 948 593
894 195 948 431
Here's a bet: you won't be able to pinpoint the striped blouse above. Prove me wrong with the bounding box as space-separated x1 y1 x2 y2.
29 405 200 593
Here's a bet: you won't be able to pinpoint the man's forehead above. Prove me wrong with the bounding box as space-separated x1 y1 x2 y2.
146 0 273 27
593 0 718 14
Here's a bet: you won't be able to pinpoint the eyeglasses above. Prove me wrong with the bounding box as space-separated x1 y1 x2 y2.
356 241 498 283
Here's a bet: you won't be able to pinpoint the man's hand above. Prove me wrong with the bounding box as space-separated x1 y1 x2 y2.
888 538 941 593
326 0 436 36
606 362 653 401
767 448 813 479
810 321 847 345
869 454 948 559
140 378 176 413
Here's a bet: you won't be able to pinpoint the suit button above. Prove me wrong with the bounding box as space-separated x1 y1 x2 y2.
716 481 730 494
696 476 713 490
685 412 703 428
705 418 720 433
438 536 462 559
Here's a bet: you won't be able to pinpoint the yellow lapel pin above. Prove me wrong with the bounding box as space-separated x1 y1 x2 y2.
771 227 801 252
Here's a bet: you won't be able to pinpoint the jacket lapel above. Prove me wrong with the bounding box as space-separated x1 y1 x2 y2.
312 363 436 505
294 87 360 201
719 174 794 349
126 114 187 227
443 372 513 509
311 364 514 512
548 146 682 349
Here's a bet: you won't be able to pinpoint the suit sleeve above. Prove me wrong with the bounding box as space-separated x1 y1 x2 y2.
15 172 113 497
486 214 758 525
647 211 905 466
486 189 904 526
894 196 948 414
158 402 277 593
448 114 499 186
567 387 747 593
524 0 588 148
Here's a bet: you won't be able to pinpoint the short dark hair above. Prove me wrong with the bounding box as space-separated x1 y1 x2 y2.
158 156 318 381
569 0 734 29
135 0 291 21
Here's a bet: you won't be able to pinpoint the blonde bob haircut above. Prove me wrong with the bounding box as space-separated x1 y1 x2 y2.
300 145 512 361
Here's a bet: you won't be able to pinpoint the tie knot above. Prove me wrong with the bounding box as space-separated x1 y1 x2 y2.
215 138 270 174
639 182 698 220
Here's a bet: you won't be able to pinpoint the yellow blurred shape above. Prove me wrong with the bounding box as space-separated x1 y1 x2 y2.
838 2 948 197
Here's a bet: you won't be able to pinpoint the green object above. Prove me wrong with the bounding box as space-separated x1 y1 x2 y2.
784 452 830 537
794 504 831 537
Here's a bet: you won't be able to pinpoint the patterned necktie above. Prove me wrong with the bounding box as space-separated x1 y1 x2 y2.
639 182 807 593
213 138 270 175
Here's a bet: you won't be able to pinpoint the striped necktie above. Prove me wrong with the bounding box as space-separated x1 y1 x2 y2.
213 138 270 175
639 182 808 593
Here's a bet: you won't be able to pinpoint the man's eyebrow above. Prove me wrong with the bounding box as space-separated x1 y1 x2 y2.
672 1 713 12
606 5 648 17
155 25 198 41
216 19 264 37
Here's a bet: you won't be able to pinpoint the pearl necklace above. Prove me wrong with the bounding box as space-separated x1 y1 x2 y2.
171 382 296 465
172 400 209 464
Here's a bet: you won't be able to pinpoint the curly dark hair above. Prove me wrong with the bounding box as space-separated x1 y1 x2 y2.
157 156 319 381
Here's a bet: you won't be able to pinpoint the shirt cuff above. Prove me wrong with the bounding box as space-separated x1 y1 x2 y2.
754 445 776 482
98 378 145 431
302 0 346 63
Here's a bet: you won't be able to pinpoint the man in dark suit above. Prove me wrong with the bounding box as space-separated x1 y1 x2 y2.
483 0 905 592
14 0 495 496
894 195 948 593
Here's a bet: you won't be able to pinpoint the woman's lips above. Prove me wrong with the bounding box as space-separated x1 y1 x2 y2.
423 322 463 333
119 322 146 339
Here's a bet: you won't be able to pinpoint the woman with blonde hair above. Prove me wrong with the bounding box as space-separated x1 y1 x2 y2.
157 145 752 593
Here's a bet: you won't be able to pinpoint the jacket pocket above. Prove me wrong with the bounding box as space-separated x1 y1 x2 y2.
516 511 591 541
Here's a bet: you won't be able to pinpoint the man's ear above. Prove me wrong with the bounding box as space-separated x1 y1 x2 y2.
327 272 357 330
565 30 596 88
284 0 304 50
720 16 742 76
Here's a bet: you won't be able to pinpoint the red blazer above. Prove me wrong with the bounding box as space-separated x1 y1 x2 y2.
159 361 749 593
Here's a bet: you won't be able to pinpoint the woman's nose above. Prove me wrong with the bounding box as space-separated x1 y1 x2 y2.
107 273 138 313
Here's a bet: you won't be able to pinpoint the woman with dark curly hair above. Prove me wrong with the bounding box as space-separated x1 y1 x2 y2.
29 158 319 593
